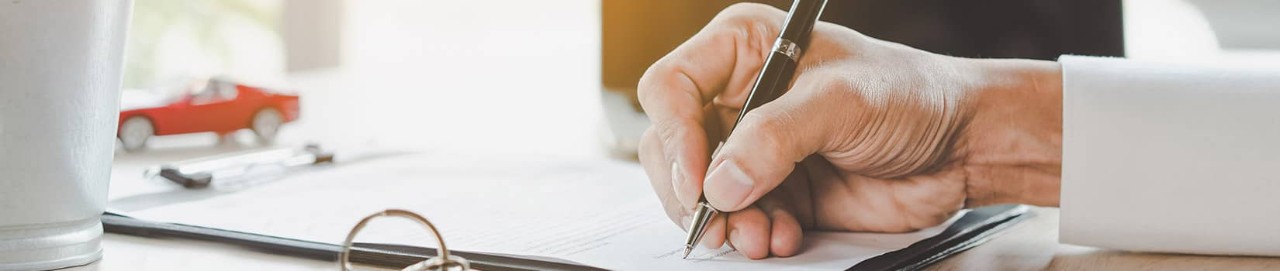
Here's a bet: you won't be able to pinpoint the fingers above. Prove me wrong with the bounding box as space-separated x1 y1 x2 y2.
804 157 966 232
653 118 712 211
726 206 770 259
637 3 783 120
637 3 784 211
755 192 804 257
638 122 735 254
719 192 805 259
702 85 831 212
638 127 689 227
636 3 815 259
700 215 728 250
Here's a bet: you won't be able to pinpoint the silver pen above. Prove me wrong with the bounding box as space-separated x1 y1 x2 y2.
683 0 827 259
146 144 333 188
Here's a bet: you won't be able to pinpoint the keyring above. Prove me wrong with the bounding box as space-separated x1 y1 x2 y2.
339 209 471 271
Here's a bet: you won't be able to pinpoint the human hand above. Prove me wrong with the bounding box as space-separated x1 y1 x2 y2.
637 3 1064 259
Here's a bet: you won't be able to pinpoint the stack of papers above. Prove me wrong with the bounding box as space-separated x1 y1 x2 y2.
119 151 961 270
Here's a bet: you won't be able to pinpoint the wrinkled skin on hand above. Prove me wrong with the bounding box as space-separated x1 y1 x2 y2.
637 3 1063 259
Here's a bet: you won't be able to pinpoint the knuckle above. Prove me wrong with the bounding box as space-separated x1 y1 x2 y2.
637 128 659 162
636 63 670 111
652 117 697 162
638 67 703 116
802 71 854 96
711 3 780 56
653 118 682 146
717 3 776 22
737 110 796 155
816 75 853 95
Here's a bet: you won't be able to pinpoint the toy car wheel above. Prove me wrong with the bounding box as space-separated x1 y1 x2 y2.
252 108 283 144
119 116 153 152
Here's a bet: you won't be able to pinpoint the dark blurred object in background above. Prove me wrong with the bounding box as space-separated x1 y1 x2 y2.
602 0 1124 108
599 0 1122 155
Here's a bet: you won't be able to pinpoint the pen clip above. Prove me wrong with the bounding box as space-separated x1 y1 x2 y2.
148 144 335 188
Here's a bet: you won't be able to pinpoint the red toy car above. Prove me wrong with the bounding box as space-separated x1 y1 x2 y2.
117 77 300 151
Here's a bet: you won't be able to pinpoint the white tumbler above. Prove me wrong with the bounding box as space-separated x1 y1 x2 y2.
0 0 131 270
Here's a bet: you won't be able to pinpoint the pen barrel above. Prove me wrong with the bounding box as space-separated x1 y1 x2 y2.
779 0 828 50
730 52 798 132
683 201 719 253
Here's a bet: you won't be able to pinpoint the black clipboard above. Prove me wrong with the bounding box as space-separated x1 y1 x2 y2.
103 204 1028 270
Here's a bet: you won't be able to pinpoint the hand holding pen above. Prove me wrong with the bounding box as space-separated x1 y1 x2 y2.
637 1 1064 259
678 0 827 259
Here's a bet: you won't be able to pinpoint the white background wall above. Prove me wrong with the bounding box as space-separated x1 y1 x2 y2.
283 0 605 157
1186 0 1280 50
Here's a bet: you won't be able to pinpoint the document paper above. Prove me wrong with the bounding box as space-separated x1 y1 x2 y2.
125 152 960 270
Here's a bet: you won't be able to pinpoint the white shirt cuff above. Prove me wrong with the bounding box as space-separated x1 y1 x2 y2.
1059 55 1280 256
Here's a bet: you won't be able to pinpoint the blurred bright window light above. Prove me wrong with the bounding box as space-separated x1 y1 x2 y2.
125 0 285 94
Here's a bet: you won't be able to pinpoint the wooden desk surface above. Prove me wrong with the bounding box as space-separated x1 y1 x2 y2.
64 206 1280 270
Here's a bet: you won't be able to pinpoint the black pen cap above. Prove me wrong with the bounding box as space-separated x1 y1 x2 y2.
779 0 829 51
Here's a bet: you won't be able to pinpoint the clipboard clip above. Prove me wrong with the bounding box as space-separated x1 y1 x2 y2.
146 144 335 188
340 209 471 271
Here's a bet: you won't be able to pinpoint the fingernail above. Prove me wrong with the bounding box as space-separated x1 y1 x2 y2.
704 160 753 210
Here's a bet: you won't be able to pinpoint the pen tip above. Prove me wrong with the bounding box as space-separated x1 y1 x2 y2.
682 247 692 259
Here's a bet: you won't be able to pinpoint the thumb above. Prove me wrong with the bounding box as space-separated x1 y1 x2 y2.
703 93 828 212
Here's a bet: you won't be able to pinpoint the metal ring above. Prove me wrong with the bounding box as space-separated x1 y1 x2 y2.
772 38 801 61
339 209 470 271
